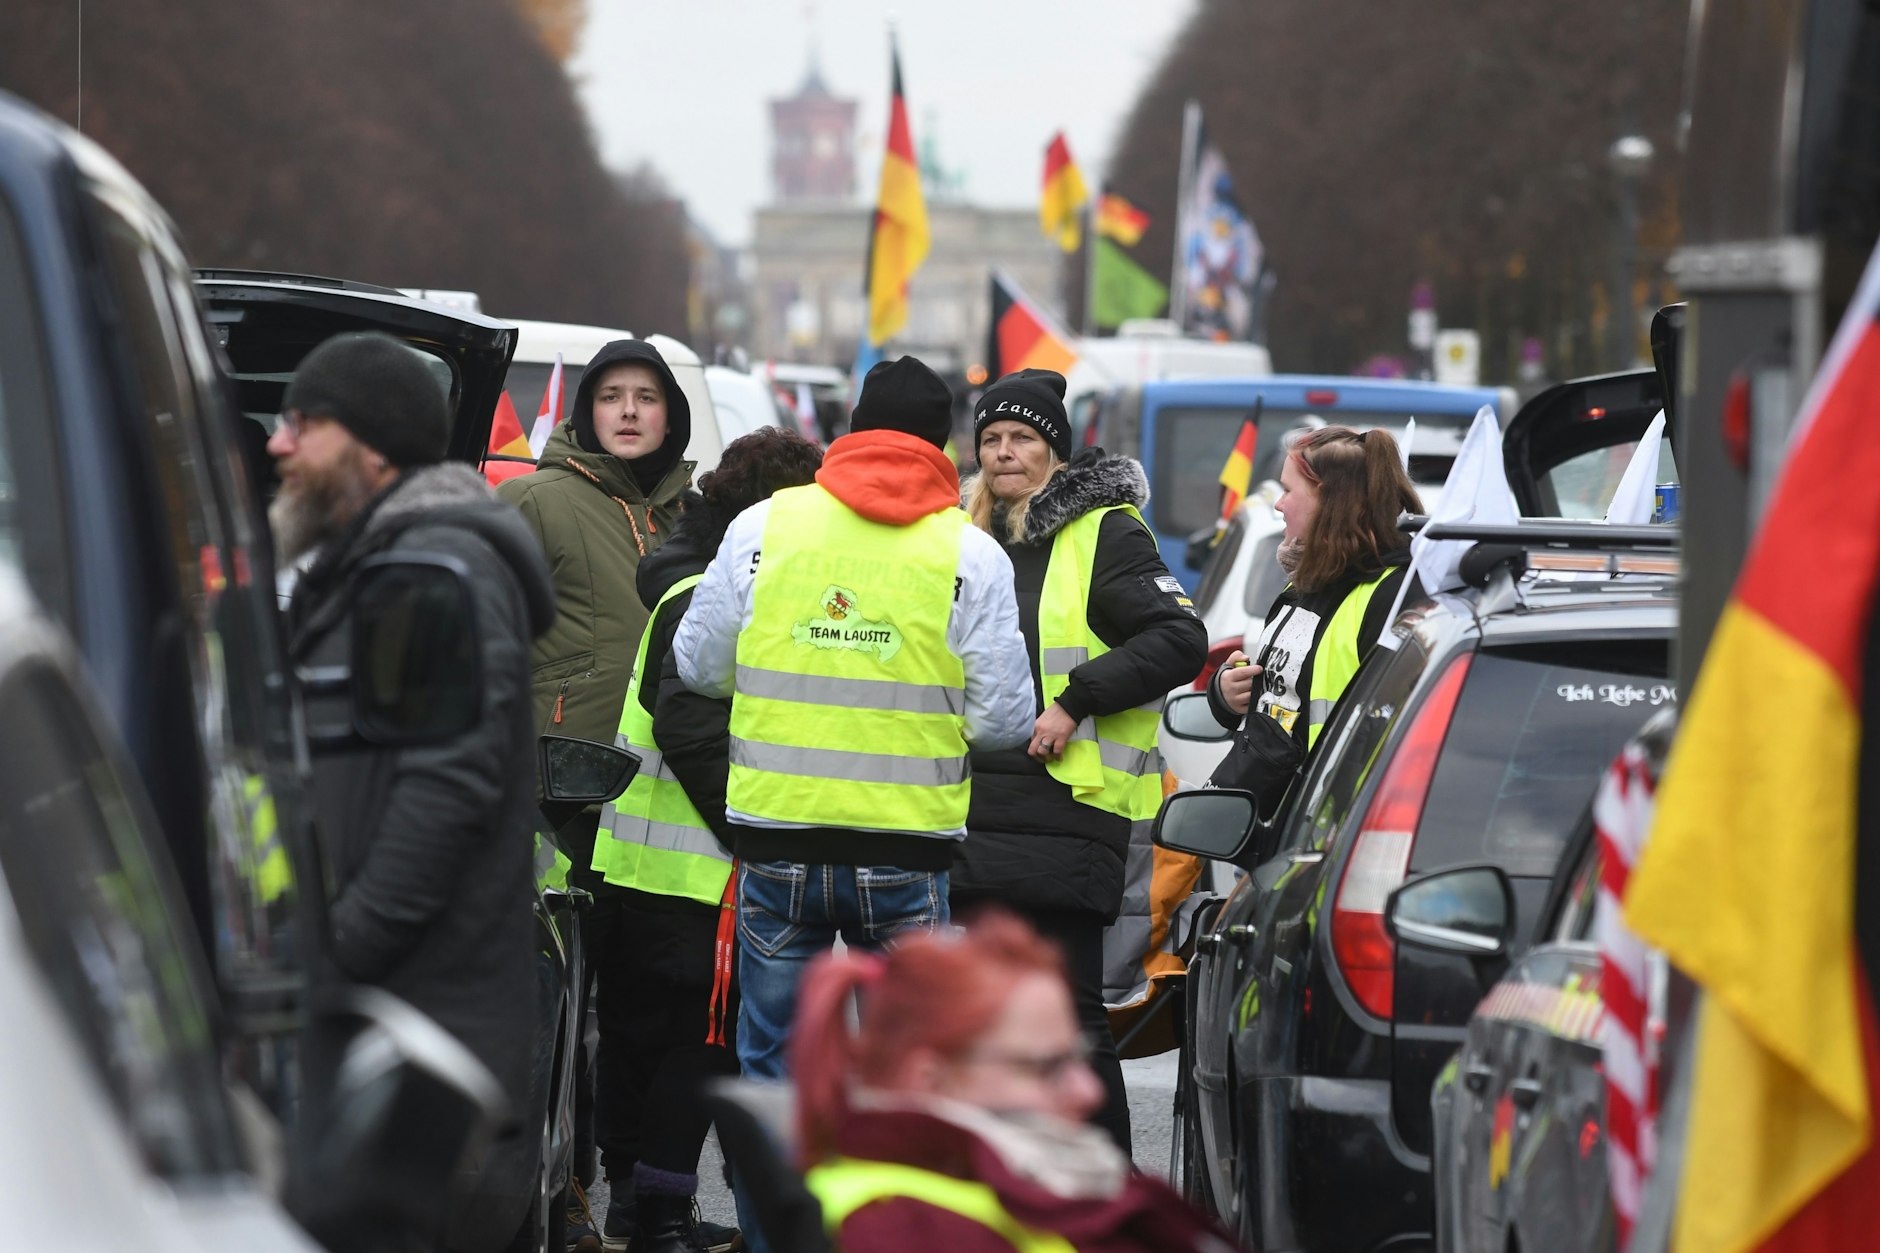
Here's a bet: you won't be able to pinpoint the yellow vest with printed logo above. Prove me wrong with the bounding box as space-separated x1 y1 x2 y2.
807 1157 1076 1253
1037 505 1166 822
728 485 971 834
1304 569 1395 748
592 574 731 906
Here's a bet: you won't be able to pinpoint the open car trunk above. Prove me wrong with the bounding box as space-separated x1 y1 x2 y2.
1502 367 1674 518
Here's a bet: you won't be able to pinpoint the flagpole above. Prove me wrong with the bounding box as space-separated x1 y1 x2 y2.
1081 197 1099 336
1168 100 1200 331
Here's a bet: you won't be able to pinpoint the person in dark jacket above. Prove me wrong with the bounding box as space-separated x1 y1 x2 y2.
949 368 1208 1155
1207 425 1420 756
269 333 555 1247
587 427 823 1253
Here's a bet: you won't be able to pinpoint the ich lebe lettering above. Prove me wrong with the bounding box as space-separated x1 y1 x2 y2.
1557 682 1678 708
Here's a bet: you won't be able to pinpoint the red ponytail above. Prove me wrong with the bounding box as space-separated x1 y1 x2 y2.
790 911 1066 1166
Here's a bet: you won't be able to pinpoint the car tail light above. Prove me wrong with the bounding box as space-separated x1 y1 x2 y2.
1194 635 1244 691
1330 653 1473 1019
1305 388 1339 406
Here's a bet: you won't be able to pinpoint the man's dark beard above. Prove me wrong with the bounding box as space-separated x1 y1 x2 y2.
270 445 379 565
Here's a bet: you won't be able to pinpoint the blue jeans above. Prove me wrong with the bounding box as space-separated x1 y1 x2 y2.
732 861 947 1253
735 859 949 1080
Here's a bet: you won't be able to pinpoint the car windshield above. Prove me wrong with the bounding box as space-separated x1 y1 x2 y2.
1412 650 1674 877
1152 404 1468 535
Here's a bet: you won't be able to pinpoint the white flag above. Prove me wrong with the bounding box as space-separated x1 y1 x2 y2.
1399 418 1417 473
527 354 565 459
1603 411 1667 525
1412 404 1519 595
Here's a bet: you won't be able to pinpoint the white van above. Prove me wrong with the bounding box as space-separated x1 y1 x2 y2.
1065 319 1273 444
497 318 728 473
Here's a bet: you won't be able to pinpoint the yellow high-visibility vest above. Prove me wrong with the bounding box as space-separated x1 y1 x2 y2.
592 575 731 906
1036 504 1166 822
806 1156 1076 1253
1305 569 1395 748
728 485 971 834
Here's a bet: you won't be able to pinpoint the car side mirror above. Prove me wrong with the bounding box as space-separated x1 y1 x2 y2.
348 555 482 746
288 987 509 1252
539 735 641 804
1152 788 1268 863
1384 864 1517 958
1163 692 1233 743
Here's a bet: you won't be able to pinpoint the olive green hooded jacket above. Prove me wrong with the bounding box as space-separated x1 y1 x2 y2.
498 368 694 748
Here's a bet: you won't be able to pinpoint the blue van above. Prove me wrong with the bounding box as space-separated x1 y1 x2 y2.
1089 374 1512 588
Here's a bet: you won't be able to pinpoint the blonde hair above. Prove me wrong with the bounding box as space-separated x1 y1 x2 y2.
964 452 1065 543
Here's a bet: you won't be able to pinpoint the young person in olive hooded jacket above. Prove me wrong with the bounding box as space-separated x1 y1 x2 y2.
950 369 1208 1155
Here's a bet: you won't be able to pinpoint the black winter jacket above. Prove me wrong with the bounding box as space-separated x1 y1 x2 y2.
1206 549 1410 757
287 465 555 1106
950 452 1208 921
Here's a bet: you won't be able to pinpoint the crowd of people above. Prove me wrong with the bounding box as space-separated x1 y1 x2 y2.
266 329 1413 1253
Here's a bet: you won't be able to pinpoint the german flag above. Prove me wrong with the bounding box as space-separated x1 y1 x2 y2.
1625 245 1880 1250
864 40 930 346
1096 190 1150 247
1216 415 1258 519
484 391 536 485
987 270 1077 380
1039 131 1088 253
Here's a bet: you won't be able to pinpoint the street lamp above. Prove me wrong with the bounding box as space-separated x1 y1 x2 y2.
1607 133 1656 369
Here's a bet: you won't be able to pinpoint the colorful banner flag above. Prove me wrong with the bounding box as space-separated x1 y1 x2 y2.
1624 236 1880 1252
987 270 1078 380
1174 101 1265 343
1096 190 1150 247
1216 415 1258 520
863 39 930 347
484 391 536 485
527 353 564 459
1040 131 1089 253
1091 237 1169 329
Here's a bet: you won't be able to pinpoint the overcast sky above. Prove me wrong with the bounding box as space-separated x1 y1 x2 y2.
570 0 1195 246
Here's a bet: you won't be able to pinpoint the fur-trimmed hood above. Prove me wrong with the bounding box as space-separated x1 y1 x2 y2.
965 450 1149 545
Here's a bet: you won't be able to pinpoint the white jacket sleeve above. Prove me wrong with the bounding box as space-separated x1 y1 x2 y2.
674 501 767 699
951 526 1033 750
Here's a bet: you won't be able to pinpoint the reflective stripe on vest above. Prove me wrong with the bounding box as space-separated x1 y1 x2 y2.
806 1157 1076 1253
592 575 732 906
728 484 970 834
1305 569 1394 749
1036 505 1165 821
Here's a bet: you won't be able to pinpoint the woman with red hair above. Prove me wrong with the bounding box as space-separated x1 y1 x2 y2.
789 914 1236 1252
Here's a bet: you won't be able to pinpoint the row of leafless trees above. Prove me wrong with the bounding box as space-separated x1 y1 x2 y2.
1097 0 1687 379
1 0 689 338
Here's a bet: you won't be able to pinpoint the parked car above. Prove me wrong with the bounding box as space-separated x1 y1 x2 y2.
1065 318 1274 446
1423 710 1675 1253
1154 524 1677 1252
1090 374 1514 589
706 363 797 442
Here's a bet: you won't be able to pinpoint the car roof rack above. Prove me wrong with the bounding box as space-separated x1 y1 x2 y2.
1398 517 1679 591
192 268 407 298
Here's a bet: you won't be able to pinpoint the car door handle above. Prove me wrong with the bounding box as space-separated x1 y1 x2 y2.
1510 1077 1544 1111
1198 923 1257 954
1463 1063 1495 1095
1287 851 1325 865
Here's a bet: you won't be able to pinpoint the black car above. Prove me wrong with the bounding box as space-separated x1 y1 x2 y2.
1156 530 1677 1252
1423 711 1675 1253
0 88 586 1253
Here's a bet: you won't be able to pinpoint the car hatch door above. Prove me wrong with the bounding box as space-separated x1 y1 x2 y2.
1501 368 1670 518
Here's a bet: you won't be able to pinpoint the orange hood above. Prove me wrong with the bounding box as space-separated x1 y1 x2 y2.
815 430 962 525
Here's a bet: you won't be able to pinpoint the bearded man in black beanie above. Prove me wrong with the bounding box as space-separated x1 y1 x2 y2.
269 332 558 1251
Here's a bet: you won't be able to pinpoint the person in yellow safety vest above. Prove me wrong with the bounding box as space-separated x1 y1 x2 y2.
788 912 1237 1253
947 368 1207 1156
1207 424 1422 770
585 428 823 1253
674 357 1033 1248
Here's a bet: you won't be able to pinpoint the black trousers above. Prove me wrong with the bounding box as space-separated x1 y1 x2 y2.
588 891 740 1182
952 896 1133 1156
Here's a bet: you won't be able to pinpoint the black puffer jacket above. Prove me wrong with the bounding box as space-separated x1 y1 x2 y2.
287 464 555 1105
950 451 1208 920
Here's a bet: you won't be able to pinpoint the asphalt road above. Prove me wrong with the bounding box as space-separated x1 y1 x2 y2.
582 1051 1185 1237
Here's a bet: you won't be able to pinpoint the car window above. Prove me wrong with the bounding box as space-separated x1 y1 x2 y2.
1544 431 1680 518
0 655 240 1178
1550 840 1602 943
1240 530 1288 619
0 192 72 615
1412 653 1674 877
1192 514 1246 617
1151 405 1467 535
502 361 587 432
1289 637 1430 854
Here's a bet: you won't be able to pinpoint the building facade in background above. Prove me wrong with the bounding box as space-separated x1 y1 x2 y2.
752 58 1061 372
